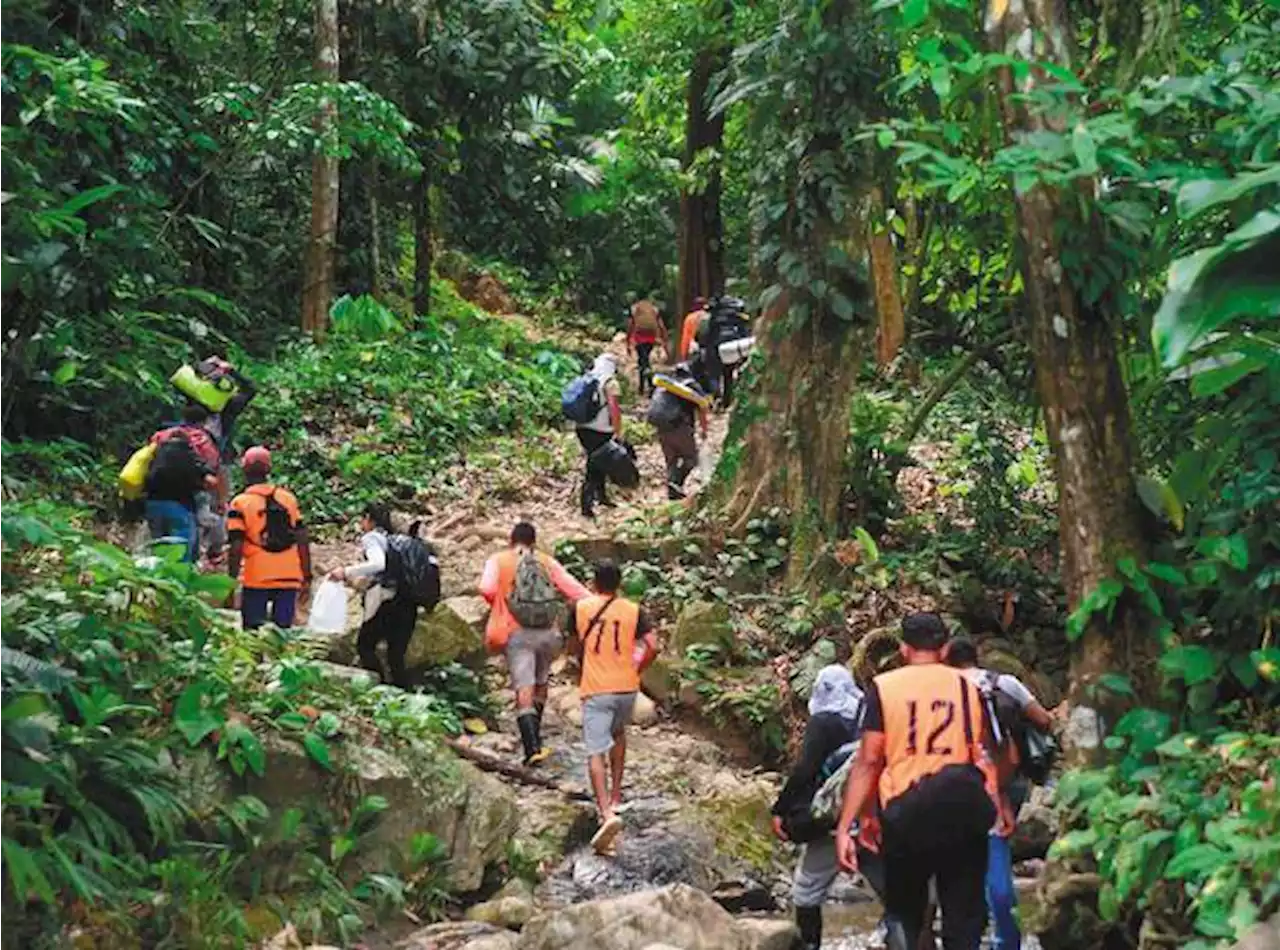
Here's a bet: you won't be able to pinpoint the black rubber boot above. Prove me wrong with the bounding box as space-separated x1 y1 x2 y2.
534 701 546 733
795 906 822 950
517 711 540 763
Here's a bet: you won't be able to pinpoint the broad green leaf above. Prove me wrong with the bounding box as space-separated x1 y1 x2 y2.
1144 562 1187 587
173 682 224 746
1165 842 1229 880
1159 645 1220 685
1176 166 1280 219
303 731 333 771
1071 125 1098 174
52 361 78 386
1189 355 1265 397
902 0 929 28
1135 475 1184 530
59 183 126 215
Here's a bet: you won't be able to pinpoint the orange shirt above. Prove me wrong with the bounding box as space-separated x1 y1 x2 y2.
227 484 304 589
871 663 990 808
479 548 590 652
574 594 646 697
679 309 707 359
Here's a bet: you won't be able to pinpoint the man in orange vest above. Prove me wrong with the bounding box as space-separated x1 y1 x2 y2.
479 522 589 765
679 296 708 360
835 613 1011 950
572 559 659 855
226 446 312 629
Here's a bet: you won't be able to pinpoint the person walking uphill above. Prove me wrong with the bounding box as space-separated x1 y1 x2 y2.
574 354 623 519
329 503 418 689
647 361 711 500
480 522 589 765
573 559 658 856
835 613 1011 950
771 665 865 950
226 447 312 629
628 297 668 395
144 403 221 562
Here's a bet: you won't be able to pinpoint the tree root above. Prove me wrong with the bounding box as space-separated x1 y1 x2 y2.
445 737 591 801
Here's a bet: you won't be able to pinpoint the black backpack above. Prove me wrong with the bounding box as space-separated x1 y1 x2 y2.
986 676 1059 785
259 489 298 553
385 522 441 609
646 389 687 431
145 433 205 498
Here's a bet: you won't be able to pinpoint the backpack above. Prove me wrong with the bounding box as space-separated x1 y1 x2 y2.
508 549 562 629
633 302 659 333
385 526 441 609
589 438 640 489
259 490 298 553
646 389 688 431
145 431 206 498
981 672 1059 785
810 740 859 824
561 374 602 425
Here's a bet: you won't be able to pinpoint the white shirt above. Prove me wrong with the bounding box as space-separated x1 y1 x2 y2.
580 377 619 434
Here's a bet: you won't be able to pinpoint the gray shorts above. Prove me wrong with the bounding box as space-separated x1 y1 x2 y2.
506 628 561 690
793 837 841 908
582 692 636 756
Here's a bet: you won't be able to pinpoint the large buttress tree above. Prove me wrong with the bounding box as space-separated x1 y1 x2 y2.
676 0 732 319
719 0 891 577
985 0 1153 747
301 0 341 339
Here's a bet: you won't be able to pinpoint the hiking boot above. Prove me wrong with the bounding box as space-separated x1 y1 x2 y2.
795 906 822 950
517 711 540 762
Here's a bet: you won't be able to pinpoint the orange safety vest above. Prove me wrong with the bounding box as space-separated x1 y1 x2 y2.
227 484 304 589
679 309 707 359
873 663 989 809
574 594 641 697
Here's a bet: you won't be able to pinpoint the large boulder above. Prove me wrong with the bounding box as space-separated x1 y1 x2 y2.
518 883 751 950
397 921 517 950
329 595 487 677
1012 783 1057 861
672 601 733 657
409 595 488 669
735 919 801 950
641 654 680 704
248 735 518 892
466 878 536 931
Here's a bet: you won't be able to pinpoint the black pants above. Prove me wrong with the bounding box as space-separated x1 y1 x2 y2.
356 594 418 689
882 825 988 950
576 428 612 516
658 422 697 499
635 342 655 394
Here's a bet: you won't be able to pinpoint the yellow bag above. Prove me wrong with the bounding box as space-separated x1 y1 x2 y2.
170 364 239 413
118 442 156 499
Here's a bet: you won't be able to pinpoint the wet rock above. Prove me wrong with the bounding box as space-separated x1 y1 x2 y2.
247 735 518 892
735 918 800 950
409 596 487 670
672 601 733 656
1012 784 1057 861
789 639 838 702
465 894 535 931
642 654 680 703
519 883 752 950
711 879 776 913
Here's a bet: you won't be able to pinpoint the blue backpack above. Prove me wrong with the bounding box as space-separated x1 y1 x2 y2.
561 374 601 424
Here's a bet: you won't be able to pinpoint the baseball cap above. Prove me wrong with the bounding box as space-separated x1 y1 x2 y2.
241 446 272 471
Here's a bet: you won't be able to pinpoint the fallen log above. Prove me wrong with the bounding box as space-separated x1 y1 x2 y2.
445 737 591 801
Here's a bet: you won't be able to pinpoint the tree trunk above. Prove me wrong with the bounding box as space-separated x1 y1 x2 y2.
986 0 1153 752
369 157 382 297
413 146 432 319
676 1 730 320
301 0 340 340
868 186 905 366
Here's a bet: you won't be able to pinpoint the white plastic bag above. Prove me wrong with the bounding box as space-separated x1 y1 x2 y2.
308 580 348 634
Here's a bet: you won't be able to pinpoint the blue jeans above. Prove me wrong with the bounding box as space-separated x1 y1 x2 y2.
987 833 1020 950
145 500 198 563
241 588 299 630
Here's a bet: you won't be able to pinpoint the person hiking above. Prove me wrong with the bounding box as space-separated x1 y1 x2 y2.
945 636 1054 950
200 357 257 563
647 362 710 500
328 503 418 689
572 559 658 856
226 446 312 629
835 613 1011 950
144 403 220 562
679 296 708 360
771 665 865 950
574 353 623 519
627 297 667 395
479 522 589 765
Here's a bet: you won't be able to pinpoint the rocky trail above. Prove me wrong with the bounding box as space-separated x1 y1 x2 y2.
296 314 1043 950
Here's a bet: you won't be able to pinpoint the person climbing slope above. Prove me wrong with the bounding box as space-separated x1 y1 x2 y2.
946 636 1055 950
771 664 865 950
328 503 418 689
572 559 658 855
226 446 312 629
835 613 1012 950
573 353 623 519
647 361 710 500
479 522 589 765
143 403 221 562
627 296 667 395
679 296 708 360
